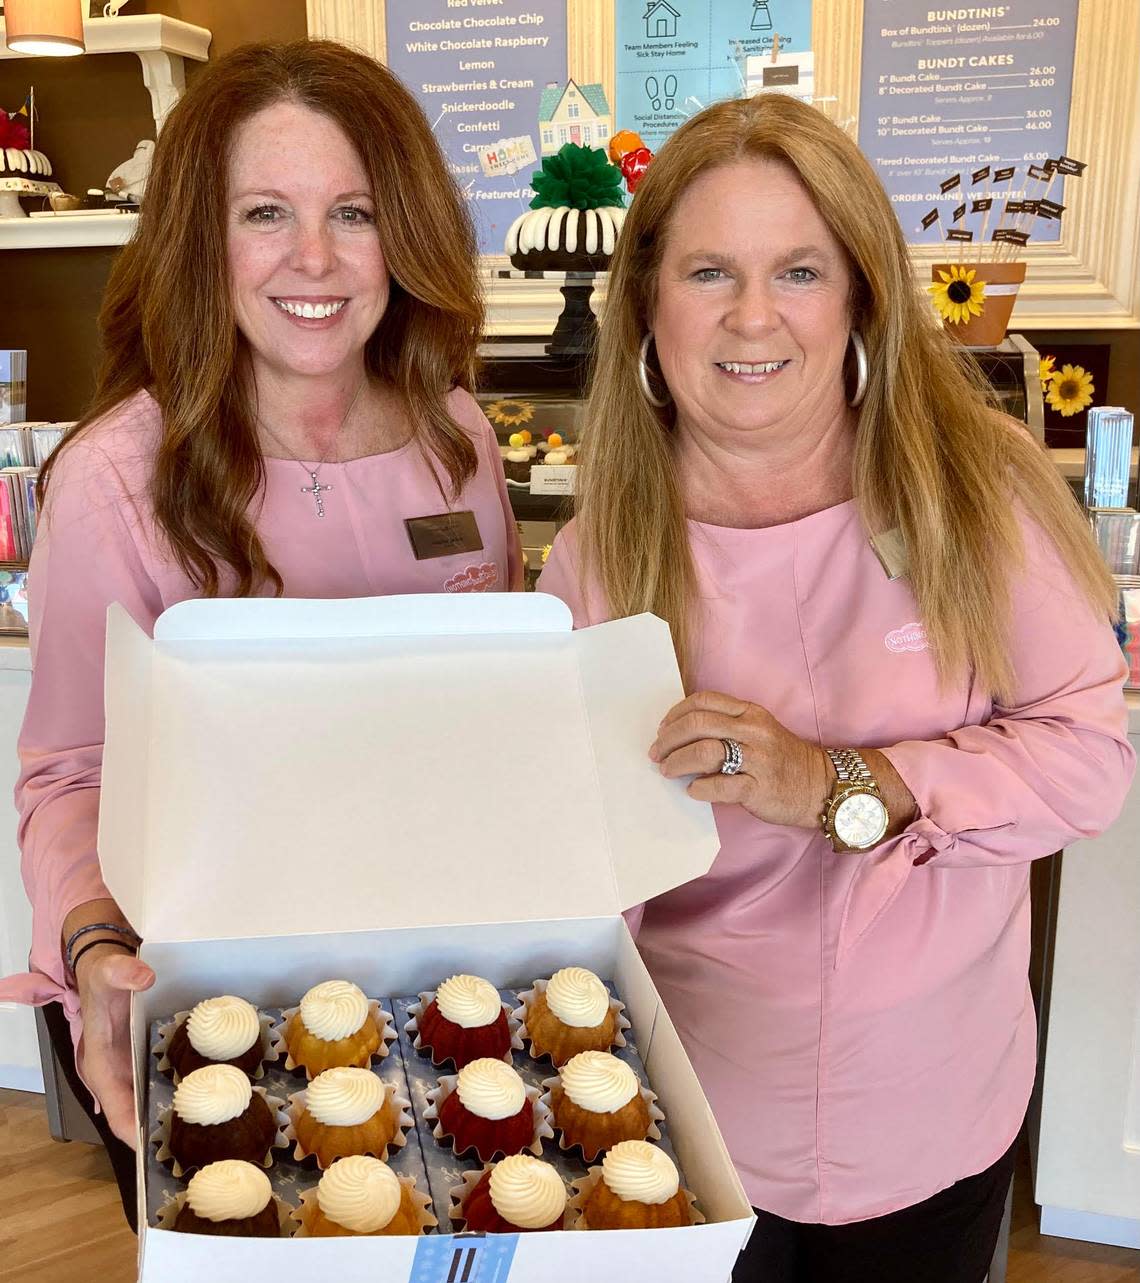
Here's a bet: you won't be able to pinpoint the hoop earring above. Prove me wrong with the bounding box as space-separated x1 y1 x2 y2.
847 330 868 408
638 333 671 408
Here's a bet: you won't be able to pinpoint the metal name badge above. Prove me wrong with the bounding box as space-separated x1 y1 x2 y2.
405 511 484 561
870 527 908 581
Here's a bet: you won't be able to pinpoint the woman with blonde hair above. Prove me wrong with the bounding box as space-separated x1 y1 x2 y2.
1 39 520 1229
540 93 1132 1280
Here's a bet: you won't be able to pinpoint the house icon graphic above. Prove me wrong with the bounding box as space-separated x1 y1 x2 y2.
644 0 680 40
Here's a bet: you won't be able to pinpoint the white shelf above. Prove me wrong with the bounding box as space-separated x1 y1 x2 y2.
0 14 210 62
0 212 137 249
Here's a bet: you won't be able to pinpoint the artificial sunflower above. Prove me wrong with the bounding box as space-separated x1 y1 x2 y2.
1039 355 1056 390
1045 363 1095 418
928 265 986 326
484 399 535 428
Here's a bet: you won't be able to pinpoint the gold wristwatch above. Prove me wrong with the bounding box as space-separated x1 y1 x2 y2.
820 748 889 852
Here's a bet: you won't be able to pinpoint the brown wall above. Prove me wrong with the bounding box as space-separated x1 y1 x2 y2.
0 0 307 420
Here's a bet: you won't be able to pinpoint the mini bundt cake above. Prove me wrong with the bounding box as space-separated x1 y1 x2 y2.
525 967 618 1065
305 1156 423 1236
166 995 266 1080
283 980 383 1078
461 1155 567 1233
172 1160 281 1237
437 1058 535 1162
167 1064 277 1173
549 1051 650 1159
292 1067 400 1168
416 974 511 1069
580 1141 693 1230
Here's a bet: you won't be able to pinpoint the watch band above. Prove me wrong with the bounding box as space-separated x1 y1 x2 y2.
826 748 876 786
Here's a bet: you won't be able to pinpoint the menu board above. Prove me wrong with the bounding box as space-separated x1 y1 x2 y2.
386 1 568 256
616 0 814 152
859 1 1079 243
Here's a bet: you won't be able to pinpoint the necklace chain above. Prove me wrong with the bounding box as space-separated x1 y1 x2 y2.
257 375 367 518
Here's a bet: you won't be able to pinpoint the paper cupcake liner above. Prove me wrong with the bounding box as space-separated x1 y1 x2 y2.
284 1079 414 1169
448 1163 578 1232
153 1007 278 1083
568 1165 704 1232
539 1075 664 1161
155 1188 294 1236
404 990 524 1069
270 999 396 1079
423 1074 553 1161
151 1086 290 1180
289 1172 437 1237
513 979 630 1065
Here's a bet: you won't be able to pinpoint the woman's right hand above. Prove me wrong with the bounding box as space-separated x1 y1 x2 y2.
73 943 155 1148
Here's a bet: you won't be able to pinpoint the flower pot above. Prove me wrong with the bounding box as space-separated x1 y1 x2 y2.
932 261 1026 347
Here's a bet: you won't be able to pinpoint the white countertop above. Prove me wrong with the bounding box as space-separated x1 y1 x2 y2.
0 638 31 672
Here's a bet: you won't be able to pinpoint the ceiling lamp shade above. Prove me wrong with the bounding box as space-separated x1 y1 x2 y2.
4 0 86 56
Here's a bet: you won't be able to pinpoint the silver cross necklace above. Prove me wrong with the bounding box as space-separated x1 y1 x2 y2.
258 375 367 518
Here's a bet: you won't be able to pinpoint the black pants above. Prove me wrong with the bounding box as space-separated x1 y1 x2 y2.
42 1000 138 1232
733 1133 1019 1283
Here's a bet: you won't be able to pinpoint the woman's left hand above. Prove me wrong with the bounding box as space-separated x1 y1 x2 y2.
650 690 830 829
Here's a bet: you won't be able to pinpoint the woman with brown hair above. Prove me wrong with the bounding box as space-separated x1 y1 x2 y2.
0 40 520 1227
539 93 1133 1280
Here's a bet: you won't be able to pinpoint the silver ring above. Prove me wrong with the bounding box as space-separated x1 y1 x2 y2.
720 738 743 776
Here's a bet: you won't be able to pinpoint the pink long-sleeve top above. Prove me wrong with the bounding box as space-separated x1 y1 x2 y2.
0 387 522 1065
538 500 1134 1225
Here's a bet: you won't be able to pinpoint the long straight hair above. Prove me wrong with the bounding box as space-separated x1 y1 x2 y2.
39 40 484 596
578 93 1115 700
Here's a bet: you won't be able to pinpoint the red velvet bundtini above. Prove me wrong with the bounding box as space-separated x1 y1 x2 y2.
460 1170 561 1233
417 997 511 1069
438 1089 535 1162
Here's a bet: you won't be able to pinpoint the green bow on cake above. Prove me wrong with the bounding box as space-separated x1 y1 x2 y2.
529 143 626 211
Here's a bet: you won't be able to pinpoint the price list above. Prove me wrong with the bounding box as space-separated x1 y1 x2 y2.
858 1 1079 242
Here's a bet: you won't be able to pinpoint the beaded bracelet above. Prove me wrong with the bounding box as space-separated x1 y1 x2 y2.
64 922 139 972
70 937 136 976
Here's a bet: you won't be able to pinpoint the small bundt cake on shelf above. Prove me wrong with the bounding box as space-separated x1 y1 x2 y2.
167 1064 277 1173
460 1155 568 1233
172 1160 282 1237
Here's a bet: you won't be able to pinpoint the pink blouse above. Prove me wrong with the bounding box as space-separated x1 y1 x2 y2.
538 501 1133 1224
0 387 522 1063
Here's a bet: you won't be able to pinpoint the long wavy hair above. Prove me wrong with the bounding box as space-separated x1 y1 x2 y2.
578 93 1115 701
39 40 483 596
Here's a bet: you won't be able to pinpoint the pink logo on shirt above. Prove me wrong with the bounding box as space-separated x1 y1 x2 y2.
444 562 499 593
885 621 929 653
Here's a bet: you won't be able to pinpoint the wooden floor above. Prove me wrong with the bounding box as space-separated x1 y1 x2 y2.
1 1086 1138 1282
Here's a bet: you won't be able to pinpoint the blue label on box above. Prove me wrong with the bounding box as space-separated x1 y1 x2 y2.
411 1232 519 1283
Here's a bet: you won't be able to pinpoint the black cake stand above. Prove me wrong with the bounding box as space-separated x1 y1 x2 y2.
494 268 604 358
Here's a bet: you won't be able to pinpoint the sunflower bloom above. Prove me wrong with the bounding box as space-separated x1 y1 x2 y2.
928 266 986 326
485 399 536 427
1045 364 1095 418
1039 355 1056 390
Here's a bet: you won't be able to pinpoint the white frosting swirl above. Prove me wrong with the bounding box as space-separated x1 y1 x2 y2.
305 1067 387 1127
601 1141 680 1205
172 1063 252 1126
560 1051 639 1113
299 980 370 1042
488 1155 567 1229
316 1155 402 1232
545 967 610 1028
186 996 260 1061
186 1159 272 1222
435 975 502 1029
455 1057 527 1121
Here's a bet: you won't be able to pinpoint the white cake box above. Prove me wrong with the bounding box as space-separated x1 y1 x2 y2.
99 592 756 1281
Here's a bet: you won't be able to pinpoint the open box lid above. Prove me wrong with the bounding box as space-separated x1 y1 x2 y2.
99 594 720 943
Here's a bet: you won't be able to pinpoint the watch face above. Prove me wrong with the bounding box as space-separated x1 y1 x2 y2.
834 792 888 849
